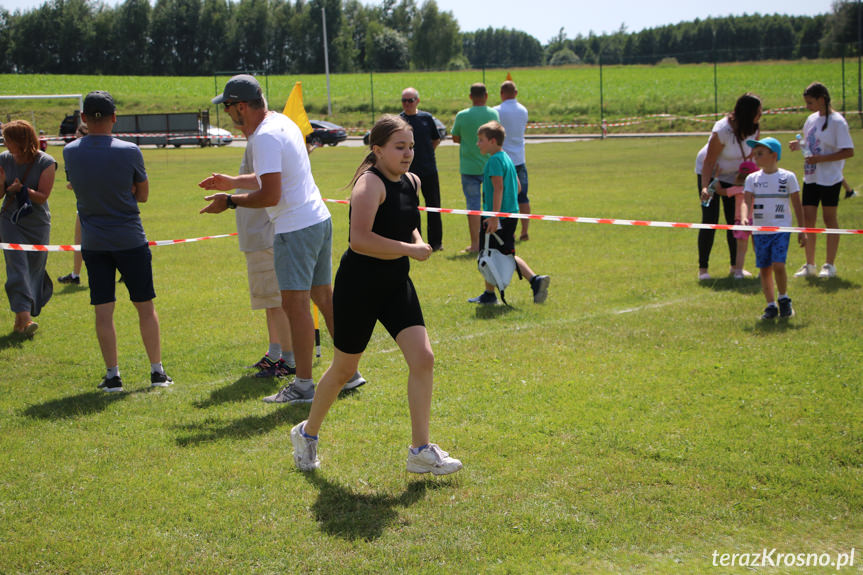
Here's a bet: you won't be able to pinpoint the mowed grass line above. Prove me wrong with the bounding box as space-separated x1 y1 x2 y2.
0 136 861 573
2 58 862 134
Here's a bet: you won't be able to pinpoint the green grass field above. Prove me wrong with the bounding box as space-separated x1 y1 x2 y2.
1 135 862 573
3 59 863 136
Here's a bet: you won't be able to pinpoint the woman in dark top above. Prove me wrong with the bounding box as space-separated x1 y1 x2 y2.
290 115 462 476
0 120 56 336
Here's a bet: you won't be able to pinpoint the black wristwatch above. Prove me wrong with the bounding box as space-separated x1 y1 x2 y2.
225 194 237 209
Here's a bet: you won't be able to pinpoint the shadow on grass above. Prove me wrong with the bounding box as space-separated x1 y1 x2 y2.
698 276 762 295
474 303 514 319
0 331 32 352
301 473 454 541
194 375 281 408
174 405 306 447
745 318 807 334
797 276 860 293
21 388 148 420
56 283 88 296
445 249 479 261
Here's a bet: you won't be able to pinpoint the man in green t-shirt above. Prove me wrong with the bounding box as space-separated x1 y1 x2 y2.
452 83 499 253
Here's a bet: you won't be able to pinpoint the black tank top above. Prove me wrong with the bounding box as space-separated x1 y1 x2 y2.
349 167 420 243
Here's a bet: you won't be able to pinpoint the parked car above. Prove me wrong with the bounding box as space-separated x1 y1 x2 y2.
168 125 233 147
363 116 446 146
307 120 347 147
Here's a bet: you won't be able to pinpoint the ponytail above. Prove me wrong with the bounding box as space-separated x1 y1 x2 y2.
348 150 378 189
803 82 832 131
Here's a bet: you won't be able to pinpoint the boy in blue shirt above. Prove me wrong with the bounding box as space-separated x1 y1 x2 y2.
741 137 806 320
468 121 549 305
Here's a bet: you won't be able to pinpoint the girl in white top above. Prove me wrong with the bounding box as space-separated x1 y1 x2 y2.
697 93 762 280
788 82 855 279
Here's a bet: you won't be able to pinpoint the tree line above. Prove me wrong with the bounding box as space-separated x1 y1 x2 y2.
0 0 860 75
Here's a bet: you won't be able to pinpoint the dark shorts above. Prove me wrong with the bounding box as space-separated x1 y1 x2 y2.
332 249 425 354
515 164 529 204
479 217 517 255
753 233 790 268
82 244 155 306
802 182 842 207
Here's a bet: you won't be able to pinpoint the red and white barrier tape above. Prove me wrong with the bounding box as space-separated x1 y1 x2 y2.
1 232 237 252
322 199 862 235
3 202 861 252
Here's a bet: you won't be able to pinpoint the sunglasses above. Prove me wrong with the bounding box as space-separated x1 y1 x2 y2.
224 101 243 109
401 98 416 103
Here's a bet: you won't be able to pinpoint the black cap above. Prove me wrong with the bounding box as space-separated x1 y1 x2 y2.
83 91 115 119
212 74 262 105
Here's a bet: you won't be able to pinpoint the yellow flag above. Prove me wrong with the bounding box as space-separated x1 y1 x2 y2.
283 82 314 138
506 72 513 81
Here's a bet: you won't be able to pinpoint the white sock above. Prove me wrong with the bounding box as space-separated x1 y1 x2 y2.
267 343 281 359
294 377 314 391
151 362 165 375
106 366 120 379
281 350 295 367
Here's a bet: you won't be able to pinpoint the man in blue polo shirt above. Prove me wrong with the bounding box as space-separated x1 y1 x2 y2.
63 90 173 392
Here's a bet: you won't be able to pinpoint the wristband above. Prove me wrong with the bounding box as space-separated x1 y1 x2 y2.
226 195 237 209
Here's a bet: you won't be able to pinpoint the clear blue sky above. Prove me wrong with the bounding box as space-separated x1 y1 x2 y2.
2 0 840 44
435 0 836 43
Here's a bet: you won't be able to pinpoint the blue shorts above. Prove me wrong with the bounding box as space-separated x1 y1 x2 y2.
82 243 155 305
461 174 483 211
753 233 790 269
515 164 529 204
273 218 333 290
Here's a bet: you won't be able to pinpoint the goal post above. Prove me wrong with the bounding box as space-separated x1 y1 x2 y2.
0 94 83 142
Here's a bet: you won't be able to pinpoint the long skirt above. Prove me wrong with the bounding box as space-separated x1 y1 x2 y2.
1 213 53 317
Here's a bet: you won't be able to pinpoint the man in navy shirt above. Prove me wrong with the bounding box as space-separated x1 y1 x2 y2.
400 87 443 251
63 91 173 392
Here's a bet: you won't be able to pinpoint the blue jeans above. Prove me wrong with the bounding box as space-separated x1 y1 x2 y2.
461 174 483 211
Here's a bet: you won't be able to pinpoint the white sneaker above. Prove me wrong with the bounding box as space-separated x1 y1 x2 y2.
290 421 320 471
793 263 817 278
698 271 711 281
343 371 367 391
732 269 753 279
406 444 463 476
817 263 837 278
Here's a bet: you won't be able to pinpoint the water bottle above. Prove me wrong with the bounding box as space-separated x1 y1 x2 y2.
796 134 812 158
702 178 718 207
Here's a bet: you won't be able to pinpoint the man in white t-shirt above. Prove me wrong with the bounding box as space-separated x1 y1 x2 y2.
198 144 296 379
494 81 531 240
201 75 365 404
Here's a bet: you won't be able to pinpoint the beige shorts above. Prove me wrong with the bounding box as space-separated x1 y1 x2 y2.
245 248 282 310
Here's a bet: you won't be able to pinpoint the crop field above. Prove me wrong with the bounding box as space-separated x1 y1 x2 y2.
0 132 861 573
2 59 863 136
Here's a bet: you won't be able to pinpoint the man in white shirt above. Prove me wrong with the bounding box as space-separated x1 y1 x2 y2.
494 81 531 240
201 75 365 404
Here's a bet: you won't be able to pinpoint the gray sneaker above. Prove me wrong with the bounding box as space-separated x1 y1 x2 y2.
406 443 463 476
290 421 320 471
263 382 314 404
343 371 367 391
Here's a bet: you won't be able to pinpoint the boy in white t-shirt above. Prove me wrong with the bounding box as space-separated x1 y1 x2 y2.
741 137 806 320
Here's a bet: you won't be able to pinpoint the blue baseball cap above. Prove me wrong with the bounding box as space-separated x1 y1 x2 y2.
745 136 782 160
